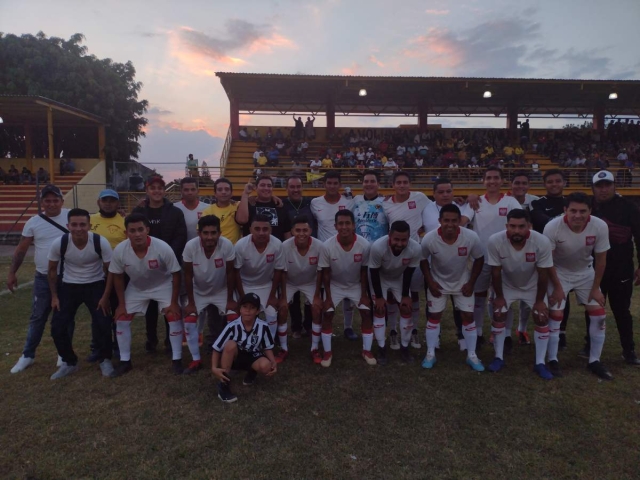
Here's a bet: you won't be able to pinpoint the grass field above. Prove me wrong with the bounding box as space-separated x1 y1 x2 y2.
1 267 640 479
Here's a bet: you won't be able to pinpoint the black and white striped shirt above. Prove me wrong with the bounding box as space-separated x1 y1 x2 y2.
213 318 275 354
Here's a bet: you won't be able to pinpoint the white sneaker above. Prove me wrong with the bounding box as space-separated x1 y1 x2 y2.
458 338 467 351
389 331 400 351
57 355 65 367
99 359 114 377
50 364 79 380
10 355 34 374
410 333 421 349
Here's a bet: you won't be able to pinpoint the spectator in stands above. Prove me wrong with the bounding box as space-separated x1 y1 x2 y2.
239 127 249 142
300 140 309 158
0 166 5 183
617 149 629 165
292 115 304 140
186 154 199 177
415 156 424 168
35 167 49 184
66 158 76 175
383 157 398 185
305 116 316 140
267 147 280 167
275 139 286 152
321 154 333 171
253 147 262 166
309 157 322 187
20 167 33 184
520 119 530 147
531 160 541 180
256 150 268 168
7 165 19 184
251 128 261 142
291 158 304 179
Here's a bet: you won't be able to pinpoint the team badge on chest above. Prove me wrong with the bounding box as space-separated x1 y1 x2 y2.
215 258 224 268
526 252 536 262
458 247 467 256
309 256 318 265
408 201 416 209
339 205 346 211
354 253 363 262
148 259 159 269
586 236 596 246
266 254 275 263
499 208 507 216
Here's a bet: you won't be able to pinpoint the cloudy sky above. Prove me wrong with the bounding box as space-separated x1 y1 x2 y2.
2 0 639 179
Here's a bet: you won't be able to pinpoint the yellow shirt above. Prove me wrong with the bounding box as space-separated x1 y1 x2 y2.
515 147 524 155
321 158 333 168
202 202 241 244
381 156 388 165
503 146 514 156
90 213 127 249
257 155 267 166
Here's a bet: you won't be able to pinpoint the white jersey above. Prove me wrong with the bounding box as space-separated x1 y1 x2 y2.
109 237 181 293
22 209 70 274
234 235 285 287
282 236 322 286
421 227 483 293
421 202 445 234
464 194 522 254
182 236 235 298
352 194 389 241
543 215 610 275
382 192 432 242
48 233 112 284
319 234 370 290
508 192 539 211
368 236 421 281
174 200 209 241
310 195 355 241
487 230 553 291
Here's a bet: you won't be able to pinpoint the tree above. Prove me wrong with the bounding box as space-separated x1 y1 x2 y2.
0 31 148 168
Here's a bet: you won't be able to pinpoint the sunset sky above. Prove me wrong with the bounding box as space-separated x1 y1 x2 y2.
2 0 639 179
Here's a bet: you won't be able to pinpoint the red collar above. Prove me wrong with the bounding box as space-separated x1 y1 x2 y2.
181 200 200 211
563 214 591 232
484 193 504 202
337 233 357 251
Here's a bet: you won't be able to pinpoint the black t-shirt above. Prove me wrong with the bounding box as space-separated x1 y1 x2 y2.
146 206 164 238
243 200 291 241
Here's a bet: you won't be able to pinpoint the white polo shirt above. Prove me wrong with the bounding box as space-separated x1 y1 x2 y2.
382 192 432 242
234 235 285 287
310 195 355 241
464 194 522 254
487 230 553 291
421 228 483 293
282 236 322 286
319 234 370 290
174 200 209 241
182 236 235 298
48 233 112 284
22 209 70 274
368 236 421 281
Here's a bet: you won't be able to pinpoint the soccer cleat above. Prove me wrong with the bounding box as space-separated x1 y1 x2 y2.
110 360 133 378
243 369 258 386
534 363 554 380
86 351 101 363
320 352 333 368
198 333 204 347
548 360 563 377
310 349 322 364
344 328 359 341
50 364 79 380
577 346 589 359
518 331 531 345
458 338 467 351
623 351 640 366
217 381 238 403
389 330 400 350
466 355 485 372
504 336 513 355
488 357 505 373
10 355 34 374
184 360 203 374
275 350 289 364
400 346 413 363
410 333 422 349
99 359 114 377
362 350 377 366
421 354 436 369
172 359 184 375
558 333 567 351
587 361 613 380
376 346 388 366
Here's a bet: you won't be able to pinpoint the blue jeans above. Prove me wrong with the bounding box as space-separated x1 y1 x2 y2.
22 272 74 358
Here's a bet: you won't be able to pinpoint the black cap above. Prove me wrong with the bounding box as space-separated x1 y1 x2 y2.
239 293 261 309
41 184 63 198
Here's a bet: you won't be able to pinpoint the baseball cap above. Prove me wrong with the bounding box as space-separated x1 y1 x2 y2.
592 170 614 184
145 175 166 187
40 184 63 198
239 293 261 309
98 189 119 200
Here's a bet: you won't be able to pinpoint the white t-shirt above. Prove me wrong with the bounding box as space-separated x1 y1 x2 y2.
421 202 446 234
421 227 483 293
368 236 421 281
48 233 113 284
310 195 355 242
282 237 322 286
543 215 610 275
487 230 553 291
174 200 209 241
382 192 432 242
464 194 522 254
508 192 540 211
319 234 370 290
234 235 285 287
22 209 70 274
182 236 235 298
109 237 181 293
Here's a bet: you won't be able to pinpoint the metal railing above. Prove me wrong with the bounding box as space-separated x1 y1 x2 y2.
218 125 233 176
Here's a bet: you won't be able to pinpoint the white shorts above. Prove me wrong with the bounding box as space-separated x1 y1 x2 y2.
548 271 600 310
410 267 423 293
473 263 492 293
286 282 317 304
427 291 475 313
497 288 545 313
125 285 173 316
372 278 404 304
180 292 228 315
328 285 369 312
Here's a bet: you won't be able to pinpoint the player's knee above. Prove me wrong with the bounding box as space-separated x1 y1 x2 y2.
253 358 271 374
223 340 238 353
399 304 411 317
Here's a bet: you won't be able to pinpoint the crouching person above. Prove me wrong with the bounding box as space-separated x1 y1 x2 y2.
212 293 277 403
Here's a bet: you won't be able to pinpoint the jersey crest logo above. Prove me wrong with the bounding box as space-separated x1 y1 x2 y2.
339 205 346 210
266 254 275 263
526 252 536 262
458 247 467 256
215 258 224 268
408 201 416 209
499 208 507 216
586 236 596 246
354 253 363 262
309 256 318 265
402 258 411 265
197 212 203 219
148 259 159 269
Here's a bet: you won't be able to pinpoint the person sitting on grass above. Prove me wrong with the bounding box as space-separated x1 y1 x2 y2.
212 292 277 403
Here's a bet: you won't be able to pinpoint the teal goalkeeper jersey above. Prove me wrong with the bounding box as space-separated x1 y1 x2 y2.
353 194 389 242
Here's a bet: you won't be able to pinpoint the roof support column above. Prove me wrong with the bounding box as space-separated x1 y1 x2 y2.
47 107 55 184
326 96 335 138
229 97 240 140
593 104 605 132
418 104 428 133
98 125 106 160
24 123 33 171
506 103 519 143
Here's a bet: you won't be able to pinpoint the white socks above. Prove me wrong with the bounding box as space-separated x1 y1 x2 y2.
462 321 478 358
362 328 373 351
534 325 549 365
277 324 288 352
321 327 332 353
265 306 278 339
311 323 322 350
546 314 563 362
491 320 506 360
167 319 184 361
425 318 441 356
373 315 386 347
588 309 606 363
116 320 132 361
184 317 201 361
399 315 413 347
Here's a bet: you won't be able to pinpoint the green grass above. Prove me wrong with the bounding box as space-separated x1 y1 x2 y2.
1 283 639 479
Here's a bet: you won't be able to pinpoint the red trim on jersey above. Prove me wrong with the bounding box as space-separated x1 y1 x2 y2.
181 199 201 211
437 227 460 240
336 233 357 251
484 193 505 202
563 214 591 232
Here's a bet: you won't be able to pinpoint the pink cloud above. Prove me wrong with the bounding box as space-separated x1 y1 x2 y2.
342 62 362 75
425 9 450 15
368 55 385 67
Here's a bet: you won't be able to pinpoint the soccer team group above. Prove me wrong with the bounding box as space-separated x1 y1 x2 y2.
6 166 640 403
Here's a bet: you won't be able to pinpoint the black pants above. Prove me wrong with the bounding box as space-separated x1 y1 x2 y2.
51 281 112 366
289 291 312 333
583 272 635 353
205 305 227 352
146 300 169 347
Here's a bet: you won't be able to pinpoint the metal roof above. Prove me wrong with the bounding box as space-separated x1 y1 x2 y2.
0 95 107 126
216 73 640 118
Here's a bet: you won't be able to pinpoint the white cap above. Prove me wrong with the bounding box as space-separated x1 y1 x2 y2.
592 170 614 184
